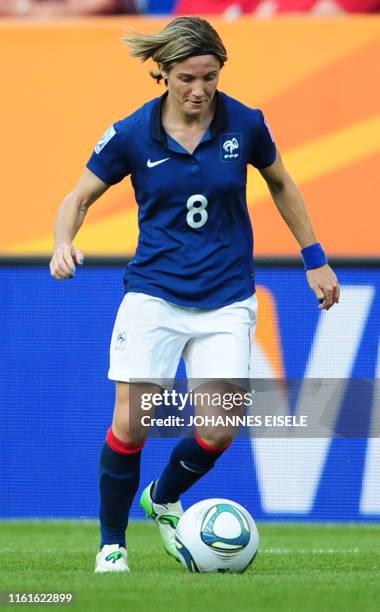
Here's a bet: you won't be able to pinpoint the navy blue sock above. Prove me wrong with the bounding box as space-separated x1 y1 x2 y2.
153 433 231 504
99 428 144 548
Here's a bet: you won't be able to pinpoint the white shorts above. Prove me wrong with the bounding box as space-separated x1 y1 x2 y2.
108 292 257 388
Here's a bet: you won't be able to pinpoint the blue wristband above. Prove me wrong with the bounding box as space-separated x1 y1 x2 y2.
301 242 328 270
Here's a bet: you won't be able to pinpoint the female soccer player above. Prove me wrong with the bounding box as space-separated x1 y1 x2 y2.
49 16 339 573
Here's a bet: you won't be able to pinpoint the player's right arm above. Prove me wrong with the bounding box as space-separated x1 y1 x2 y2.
50 169 109 280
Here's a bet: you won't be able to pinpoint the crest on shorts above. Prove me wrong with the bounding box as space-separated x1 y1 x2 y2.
220 133 241 161
114 330 127 351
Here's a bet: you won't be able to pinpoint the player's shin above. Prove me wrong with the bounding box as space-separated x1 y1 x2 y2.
99 427 144 548
153 430 231 504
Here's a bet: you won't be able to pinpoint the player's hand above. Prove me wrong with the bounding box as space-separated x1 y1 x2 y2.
306 264 340 311
49 243 84 280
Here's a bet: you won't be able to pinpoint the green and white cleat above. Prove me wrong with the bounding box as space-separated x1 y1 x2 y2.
94 544 129 573
140 481 184 560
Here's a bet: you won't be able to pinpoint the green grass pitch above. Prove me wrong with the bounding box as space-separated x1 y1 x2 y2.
1 521 379 612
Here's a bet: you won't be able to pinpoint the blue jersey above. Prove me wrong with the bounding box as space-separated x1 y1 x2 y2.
87 92 276 308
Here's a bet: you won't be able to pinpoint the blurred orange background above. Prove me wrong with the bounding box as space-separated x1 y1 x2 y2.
2 16 379 256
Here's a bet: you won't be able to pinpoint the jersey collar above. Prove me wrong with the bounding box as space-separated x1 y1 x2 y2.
150 91 228 146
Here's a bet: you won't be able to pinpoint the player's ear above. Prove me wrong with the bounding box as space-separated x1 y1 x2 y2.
157 63 168 80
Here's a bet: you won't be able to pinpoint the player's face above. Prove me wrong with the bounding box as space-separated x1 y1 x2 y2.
162 55 221 117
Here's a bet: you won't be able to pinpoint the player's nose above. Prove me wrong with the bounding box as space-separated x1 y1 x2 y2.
191 83 205 98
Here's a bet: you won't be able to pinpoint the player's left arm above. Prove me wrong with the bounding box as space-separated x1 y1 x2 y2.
259 150 340 310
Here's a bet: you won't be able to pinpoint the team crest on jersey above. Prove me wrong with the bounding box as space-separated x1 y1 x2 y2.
221 133 241 161
95 125 116 154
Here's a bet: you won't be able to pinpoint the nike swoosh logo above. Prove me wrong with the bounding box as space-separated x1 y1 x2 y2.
179 460 203 474
147 157 170 168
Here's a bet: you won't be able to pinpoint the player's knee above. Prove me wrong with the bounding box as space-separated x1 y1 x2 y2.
199 431 234 449
112 406 145 446
113 388 143 444
111 422 145 447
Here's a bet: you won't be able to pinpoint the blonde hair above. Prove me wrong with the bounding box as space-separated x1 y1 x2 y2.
123 16 227 83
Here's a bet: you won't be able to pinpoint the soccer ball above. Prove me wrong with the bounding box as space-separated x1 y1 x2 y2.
175 499 259 573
